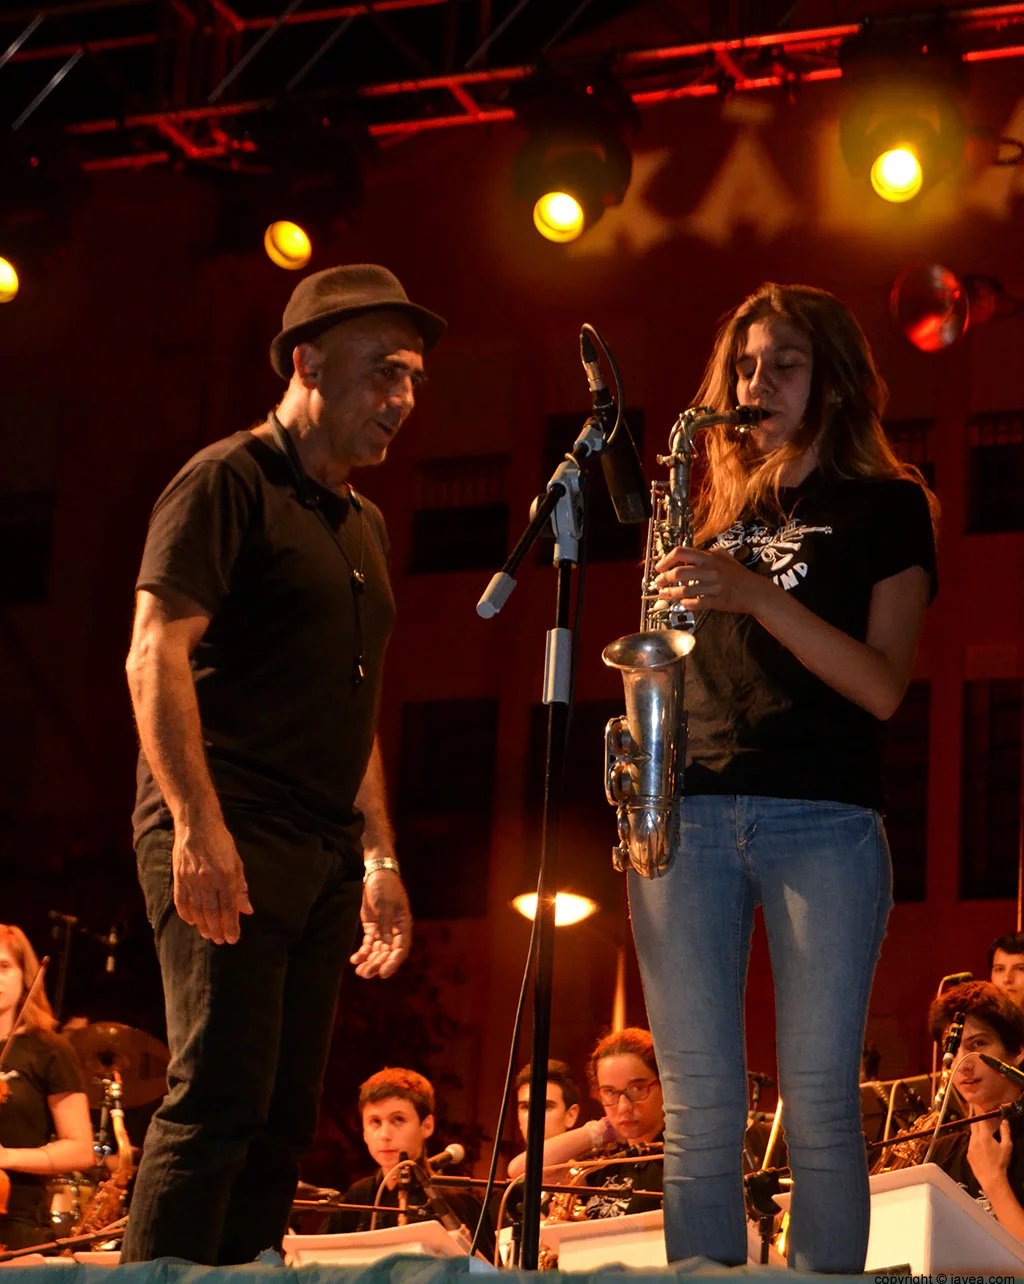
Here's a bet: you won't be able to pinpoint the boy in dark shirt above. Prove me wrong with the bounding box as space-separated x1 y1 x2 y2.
328 1068 492 1257
926 981 1024 1240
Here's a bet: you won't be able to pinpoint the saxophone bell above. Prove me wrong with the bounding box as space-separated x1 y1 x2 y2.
602 630 693 878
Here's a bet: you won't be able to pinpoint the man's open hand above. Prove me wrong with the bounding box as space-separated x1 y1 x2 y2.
351 869 412 979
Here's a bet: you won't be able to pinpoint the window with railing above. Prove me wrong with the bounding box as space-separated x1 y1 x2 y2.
968 412 1024 534
961 678 1022 899
409 455 510 573
885 418 935 490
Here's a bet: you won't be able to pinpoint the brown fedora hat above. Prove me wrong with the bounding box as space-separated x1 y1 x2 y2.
270 263 447 379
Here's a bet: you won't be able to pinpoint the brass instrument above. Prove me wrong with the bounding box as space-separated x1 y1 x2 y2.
495 1142 664 1269
70 1072 135 1242
543 1143 664 1225
602 405 765 877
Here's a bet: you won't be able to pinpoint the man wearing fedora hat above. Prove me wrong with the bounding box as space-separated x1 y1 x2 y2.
123 265 445 1265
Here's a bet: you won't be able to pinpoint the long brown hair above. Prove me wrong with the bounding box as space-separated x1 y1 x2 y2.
692 282 938 545
0 924 56 1032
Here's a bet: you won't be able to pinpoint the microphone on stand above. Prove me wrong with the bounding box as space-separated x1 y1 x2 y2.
426 1143 465 1171
979 1053 1024 1092
579 329 650 525
396 1150 412 1226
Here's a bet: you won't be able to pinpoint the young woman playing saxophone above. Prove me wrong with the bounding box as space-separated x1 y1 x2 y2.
628 283 937 1273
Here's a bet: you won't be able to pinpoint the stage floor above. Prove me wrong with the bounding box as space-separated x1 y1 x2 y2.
0 1253 876 1282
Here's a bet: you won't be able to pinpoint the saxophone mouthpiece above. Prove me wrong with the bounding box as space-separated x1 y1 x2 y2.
733 406 771 424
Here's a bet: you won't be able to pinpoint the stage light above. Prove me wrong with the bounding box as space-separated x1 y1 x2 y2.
0 257 19 303
512 70 638 243
204 104 368 265
891 263 1023 352
533 191 585 243
264 220 312 270
512 891 599 927
838 20 966 203
870 147 923 202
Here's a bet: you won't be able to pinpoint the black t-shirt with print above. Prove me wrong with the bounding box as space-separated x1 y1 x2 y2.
577 1138 664 1219
132 431 396 853
0 1029 86 1236
683 473 936 812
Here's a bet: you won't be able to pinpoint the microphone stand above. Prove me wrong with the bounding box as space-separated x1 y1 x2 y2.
477 406 609 1270
396 1150 411 1227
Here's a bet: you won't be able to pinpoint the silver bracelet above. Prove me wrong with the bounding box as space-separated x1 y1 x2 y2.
363 855 401 882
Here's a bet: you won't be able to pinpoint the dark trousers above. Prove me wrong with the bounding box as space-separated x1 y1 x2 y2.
121 811 363 1265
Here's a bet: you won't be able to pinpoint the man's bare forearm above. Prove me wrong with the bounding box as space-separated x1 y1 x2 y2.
355 736 395 860
127 640 222 828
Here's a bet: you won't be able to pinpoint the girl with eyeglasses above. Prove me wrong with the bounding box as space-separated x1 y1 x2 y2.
507 1029 663 1192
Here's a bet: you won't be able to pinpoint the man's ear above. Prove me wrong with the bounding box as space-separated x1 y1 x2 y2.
293 342 321 389
422 1113 435 1140
566 1103 580 1129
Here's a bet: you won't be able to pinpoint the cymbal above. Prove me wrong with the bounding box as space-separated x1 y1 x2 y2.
65 1021 169 1109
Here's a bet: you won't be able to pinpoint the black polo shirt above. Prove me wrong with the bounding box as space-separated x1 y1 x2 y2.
132 431 395 854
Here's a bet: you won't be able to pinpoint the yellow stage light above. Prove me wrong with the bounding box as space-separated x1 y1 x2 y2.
0 257 19 303
512 891 599 927
533 192 585 243
870 147 924 202
264 220 312 270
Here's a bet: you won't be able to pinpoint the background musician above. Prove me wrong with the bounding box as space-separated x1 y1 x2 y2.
507 1029 663 1217
990 933 1024 1009
923 980 1024 1239
327 1068 491 1254
628 283 938 1272
0 925 93 1250
514 1060 580 1144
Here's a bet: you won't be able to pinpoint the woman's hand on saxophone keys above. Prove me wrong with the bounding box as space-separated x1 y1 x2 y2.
654 546 768 616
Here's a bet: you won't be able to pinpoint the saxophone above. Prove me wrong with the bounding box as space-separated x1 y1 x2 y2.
602 405 766 877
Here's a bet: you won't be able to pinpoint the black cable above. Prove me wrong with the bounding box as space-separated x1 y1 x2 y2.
579 321 624 445
565 465 588 727
467 905 539 1259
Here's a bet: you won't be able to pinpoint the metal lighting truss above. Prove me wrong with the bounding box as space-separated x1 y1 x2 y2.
2 0 1024 169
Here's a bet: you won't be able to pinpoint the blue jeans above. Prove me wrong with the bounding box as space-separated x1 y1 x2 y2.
628 794 892 1273
121 811 363 1265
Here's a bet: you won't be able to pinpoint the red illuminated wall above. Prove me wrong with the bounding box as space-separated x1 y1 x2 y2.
2 59 1024 1171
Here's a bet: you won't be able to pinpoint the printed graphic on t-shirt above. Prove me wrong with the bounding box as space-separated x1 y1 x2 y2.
583 1171 635 1219
711 518 833 590
0 1069 20 1082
